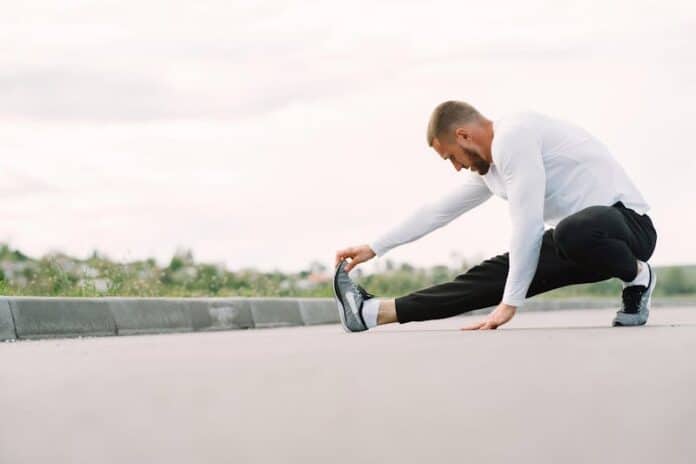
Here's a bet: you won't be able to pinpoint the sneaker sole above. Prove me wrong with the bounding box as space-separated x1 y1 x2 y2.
332 263 351 333
613 319 647 327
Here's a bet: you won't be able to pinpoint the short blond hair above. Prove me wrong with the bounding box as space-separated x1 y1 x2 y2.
426 100 482 146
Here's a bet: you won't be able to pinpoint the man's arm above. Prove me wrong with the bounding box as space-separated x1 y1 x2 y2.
498 129 546 308
369 174 492 257
336 174 491 271
462 128 545 330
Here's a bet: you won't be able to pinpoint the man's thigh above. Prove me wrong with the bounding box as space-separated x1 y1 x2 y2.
527 229 612 297
553 203 656 262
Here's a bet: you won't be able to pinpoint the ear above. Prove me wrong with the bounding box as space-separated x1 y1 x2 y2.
454 127 469 141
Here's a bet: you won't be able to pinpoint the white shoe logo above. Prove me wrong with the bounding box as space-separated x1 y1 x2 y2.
345 291 360 316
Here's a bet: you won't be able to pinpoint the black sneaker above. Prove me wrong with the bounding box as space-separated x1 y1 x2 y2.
612 264 656 327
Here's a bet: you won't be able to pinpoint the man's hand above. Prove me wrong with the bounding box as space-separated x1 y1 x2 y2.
461 303 517 330
335 245 376 272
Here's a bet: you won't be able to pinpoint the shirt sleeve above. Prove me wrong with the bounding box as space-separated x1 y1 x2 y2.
369 174 492 257
496 128 546 307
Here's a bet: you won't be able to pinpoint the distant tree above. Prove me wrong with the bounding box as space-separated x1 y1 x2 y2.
168 256 184 272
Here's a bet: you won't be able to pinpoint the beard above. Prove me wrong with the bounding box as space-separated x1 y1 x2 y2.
463 147 490 175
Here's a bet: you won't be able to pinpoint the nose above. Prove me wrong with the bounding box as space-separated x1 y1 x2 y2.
450 159 463 171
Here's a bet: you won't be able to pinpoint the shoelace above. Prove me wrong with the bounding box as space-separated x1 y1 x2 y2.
357 284 375 300
349 280 374 300
621 285 646 313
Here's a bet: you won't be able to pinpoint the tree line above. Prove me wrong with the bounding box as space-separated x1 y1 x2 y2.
0 245 693 298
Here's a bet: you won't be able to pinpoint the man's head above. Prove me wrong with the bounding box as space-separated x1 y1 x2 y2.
426 100 494 175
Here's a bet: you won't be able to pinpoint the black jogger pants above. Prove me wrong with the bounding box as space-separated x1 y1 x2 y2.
395 202 658 323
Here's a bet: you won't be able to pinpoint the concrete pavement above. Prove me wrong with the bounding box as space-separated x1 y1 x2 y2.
1 306 695 463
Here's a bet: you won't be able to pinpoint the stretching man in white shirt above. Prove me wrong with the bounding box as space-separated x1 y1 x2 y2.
333 101 657 332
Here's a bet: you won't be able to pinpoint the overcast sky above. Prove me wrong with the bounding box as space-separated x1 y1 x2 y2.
1 0 695 272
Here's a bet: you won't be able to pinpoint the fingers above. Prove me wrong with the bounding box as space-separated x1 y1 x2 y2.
461 319 498 331
335 244 376 271
345 258 361 272
335 247 354 267
335 246 368 272
461 320 486 331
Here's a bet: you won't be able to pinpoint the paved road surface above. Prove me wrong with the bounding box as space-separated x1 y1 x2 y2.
2 307 695 463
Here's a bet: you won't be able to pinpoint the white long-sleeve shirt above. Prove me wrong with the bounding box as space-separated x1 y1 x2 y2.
369 112 649 307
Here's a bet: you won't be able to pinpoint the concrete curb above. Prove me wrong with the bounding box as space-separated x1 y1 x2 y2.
249 298 304 328
0 296 318 341
0 299 17 340
297 298 340 326
10 298 116 340
109 299 196 336
194 298 255 331
0 296 694 341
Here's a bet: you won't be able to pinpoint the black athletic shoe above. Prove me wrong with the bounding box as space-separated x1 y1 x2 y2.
612 264 656 327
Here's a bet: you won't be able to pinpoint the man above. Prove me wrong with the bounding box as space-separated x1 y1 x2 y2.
333 101 657 332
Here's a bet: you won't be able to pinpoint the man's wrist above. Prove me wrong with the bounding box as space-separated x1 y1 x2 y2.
368 242 383 257
501 295 522 308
